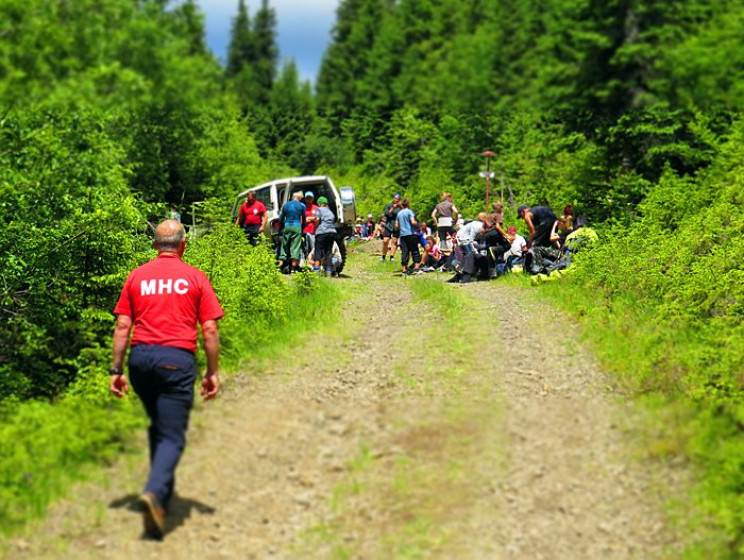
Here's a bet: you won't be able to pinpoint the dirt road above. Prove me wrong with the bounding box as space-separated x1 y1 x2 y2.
3 247 685 559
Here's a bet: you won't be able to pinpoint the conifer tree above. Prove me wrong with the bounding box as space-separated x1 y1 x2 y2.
317 0 393 122
226 0 253 78
251 0 279 104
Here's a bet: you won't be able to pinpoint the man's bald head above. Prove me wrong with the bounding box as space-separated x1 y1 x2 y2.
154 219 186 253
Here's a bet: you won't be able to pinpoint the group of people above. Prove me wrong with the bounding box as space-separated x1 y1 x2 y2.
234 189 342 276
109 197 584 540
372 192 582 283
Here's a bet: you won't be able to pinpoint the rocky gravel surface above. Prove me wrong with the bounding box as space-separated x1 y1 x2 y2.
2 245 686 559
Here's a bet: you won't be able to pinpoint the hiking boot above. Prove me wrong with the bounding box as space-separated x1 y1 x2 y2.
139 492 165 540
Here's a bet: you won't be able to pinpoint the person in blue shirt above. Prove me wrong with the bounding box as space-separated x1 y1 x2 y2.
395 198 423 275
278 191 306 273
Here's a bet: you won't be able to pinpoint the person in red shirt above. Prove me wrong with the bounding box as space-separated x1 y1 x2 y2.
234 190 268 246
303 191 320 268
110 219 224 539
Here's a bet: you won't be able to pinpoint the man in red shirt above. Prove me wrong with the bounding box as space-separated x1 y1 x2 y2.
110 219 224 539
234 189 268 246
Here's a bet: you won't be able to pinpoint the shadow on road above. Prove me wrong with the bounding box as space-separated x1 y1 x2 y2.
109 493 216 537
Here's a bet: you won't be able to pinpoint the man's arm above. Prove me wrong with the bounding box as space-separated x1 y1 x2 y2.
110 314 132 398
452 205 459 223
200 319 220 400
524 212 537 247
259 203 270 233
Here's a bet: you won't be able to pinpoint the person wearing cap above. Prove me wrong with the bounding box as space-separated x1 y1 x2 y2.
363 214 376 239
110 219 223 539
234 190 268 246
314 196 337 276
303 191 320 265
277 191 306 273
381 193 402 262
517 205 559 249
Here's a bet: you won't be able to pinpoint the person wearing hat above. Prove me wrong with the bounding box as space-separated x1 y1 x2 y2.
303 191 319 264
363 214 375 239
313 196 337 276
517 205 558 249
381 193 402 262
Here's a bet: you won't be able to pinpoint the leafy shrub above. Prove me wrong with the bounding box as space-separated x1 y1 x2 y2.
183 221 291 362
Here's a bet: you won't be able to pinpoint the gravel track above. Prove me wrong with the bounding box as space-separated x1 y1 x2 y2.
2 245 685 559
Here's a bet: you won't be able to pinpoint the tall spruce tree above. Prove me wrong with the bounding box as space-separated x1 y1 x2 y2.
226 0 253 78
317 0 393 124
252 0 279 104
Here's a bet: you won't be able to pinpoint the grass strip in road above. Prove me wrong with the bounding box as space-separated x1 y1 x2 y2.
302 274 507 559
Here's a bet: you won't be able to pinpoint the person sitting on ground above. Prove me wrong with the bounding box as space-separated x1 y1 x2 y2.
556 204 575 245
314 196 337 276
277 191 306 273
504 225 527 267
373 217 385 240
419 220 432 237
395 198 423 275
483 202 511 263
517 205 558 249
364 214 376 238
422 235 444 271
330 241 344 276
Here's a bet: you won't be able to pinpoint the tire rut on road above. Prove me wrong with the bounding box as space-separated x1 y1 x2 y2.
2 250 685 559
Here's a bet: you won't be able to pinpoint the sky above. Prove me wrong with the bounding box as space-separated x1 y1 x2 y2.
197 0 340 83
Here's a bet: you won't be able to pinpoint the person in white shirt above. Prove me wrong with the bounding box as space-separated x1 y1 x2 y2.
505 225 527 261
449 213 489 283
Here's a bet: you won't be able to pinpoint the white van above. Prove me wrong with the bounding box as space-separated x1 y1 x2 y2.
231 175 356 269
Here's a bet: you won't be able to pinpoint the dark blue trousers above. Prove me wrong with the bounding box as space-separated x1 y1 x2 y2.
128 344 196 507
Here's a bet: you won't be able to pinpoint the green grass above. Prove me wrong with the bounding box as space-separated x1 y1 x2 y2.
529 269 744 558
0 266 343 541
299 262 507 558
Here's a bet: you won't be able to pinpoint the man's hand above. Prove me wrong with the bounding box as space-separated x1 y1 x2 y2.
110 374 129 399
201 373 219 400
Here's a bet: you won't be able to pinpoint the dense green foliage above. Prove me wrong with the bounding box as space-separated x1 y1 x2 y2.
1 0 744 554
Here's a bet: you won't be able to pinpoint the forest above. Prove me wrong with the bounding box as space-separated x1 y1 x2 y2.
1 0 743 555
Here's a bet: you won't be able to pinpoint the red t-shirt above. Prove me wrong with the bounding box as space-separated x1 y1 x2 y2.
303 203 320 234
113 253 225 353
238 200 267 226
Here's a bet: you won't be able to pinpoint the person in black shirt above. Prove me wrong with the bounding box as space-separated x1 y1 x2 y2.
517 205 558 248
